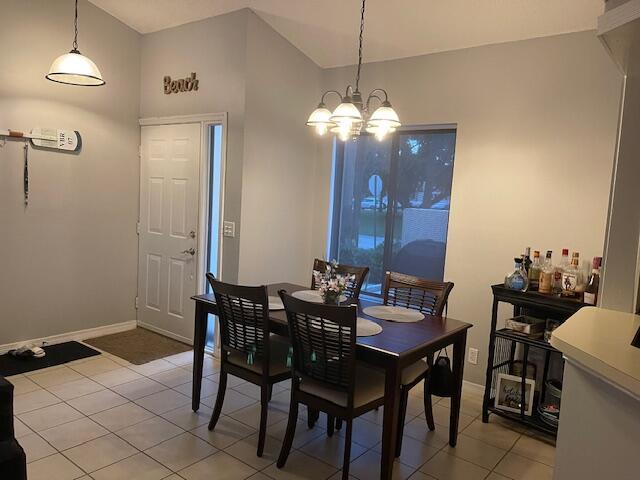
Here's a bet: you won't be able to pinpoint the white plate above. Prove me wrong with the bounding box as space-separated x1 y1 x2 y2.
291 289 347 304
268 296 284 310
362 305 424 322
357 317 383 337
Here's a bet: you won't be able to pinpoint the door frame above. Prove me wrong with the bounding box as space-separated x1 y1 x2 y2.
138 113 228 346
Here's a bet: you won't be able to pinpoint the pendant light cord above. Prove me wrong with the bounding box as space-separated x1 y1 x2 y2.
355 0 366 93
73 0 79 51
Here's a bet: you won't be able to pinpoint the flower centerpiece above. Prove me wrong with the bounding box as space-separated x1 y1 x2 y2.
313 260 355 305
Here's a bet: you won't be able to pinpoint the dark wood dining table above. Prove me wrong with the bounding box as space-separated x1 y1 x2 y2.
191 282 472 480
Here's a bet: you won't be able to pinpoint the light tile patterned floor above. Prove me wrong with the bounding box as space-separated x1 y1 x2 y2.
10 347 556 480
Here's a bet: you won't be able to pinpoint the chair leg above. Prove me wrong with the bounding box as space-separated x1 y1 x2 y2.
396 388 409 457
327 415 335 437
308 407 319 428
257 385 270 457
277 400 299 468
424 379 436 431
341 419 353 480
335 418 342 430
208 371 227 431
268 384 274 401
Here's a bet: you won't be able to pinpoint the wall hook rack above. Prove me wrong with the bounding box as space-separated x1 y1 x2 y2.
0 128 82 152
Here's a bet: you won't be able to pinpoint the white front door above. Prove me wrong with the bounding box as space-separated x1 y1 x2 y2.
138 123 201 343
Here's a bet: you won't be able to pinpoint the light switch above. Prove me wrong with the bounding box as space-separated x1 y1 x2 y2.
223 221 236 238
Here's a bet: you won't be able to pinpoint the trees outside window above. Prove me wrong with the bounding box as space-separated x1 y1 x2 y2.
329 128 456 294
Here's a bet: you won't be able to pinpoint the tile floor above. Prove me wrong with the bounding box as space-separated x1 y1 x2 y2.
9 347 556 480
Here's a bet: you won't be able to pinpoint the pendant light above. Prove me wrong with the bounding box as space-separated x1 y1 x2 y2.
46 0 105 86
306 0 400 141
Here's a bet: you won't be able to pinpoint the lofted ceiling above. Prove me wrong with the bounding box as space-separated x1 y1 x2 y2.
88 0 604 68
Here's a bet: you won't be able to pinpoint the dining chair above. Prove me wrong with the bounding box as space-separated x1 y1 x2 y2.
311 258 369 301
382 271 454 456
277 291 386 480
205 274 291 457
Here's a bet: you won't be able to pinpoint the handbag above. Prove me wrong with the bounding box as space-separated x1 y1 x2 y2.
429 347 455 397
428 302 455 397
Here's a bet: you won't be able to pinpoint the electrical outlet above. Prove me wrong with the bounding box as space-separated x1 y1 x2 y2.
223 221 236 238
468 347 479 365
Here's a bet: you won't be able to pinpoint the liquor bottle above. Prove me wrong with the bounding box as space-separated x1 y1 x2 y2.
561 252 583 298
539 250 554 294
553 248 570 295
523 247 532 273
528 250 541 291
506 257 529 292
583 257 602 305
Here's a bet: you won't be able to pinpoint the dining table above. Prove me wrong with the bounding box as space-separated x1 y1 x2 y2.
190 282 472 480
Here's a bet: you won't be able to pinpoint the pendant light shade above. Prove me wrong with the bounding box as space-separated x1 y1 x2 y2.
366 101 401 140
330 100 363 123
46 50 105 86
306 103 334 135
46 0 104 86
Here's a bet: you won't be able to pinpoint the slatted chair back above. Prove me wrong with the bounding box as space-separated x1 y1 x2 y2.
382 271 454 316
279 291 357 408
206 274 270 375
311 259 369 300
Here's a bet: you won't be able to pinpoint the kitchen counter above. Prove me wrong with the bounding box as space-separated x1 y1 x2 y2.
550 307 640 480
550 306 640 398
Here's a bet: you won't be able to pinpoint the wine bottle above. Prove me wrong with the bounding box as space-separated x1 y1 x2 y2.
523 247 532 273
539 250 554 294
553 248 569 295
583 257 602 305
506 257 529 292
528 250 541 291
561 252 582 298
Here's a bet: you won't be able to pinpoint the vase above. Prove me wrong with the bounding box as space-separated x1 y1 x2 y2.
323 291 340 305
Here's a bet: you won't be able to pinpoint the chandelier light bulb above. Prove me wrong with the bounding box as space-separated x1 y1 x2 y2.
315 124 328 136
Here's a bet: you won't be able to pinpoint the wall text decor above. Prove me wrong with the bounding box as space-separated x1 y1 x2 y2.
164 72 199 94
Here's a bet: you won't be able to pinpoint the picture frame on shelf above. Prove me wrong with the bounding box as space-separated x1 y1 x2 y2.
494 373 535 416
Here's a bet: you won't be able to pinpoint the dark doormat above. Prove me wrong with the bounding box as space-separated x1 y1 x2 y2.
84 328 191 365
0 341 101 377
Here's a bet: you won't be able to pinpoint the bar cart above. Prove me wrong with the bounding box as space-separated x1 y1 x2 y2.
482 284 587 436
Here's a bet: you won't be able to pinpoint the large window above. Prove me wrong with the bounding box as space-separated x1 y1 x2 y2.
329 127 456 294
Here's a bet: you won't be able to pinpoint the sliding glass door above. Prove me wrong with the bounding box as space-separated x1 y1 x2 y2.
329 128 456 294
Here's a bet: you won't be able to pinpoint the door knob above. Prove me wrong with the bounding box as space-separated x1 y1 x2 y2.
188 230 196 239
181 247 196 256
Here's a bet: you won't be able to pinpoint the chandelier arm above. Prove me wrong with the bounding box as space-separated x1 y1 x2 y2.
354 0 366 93
368 88 389 103
365 93 383 113
320 90 344 105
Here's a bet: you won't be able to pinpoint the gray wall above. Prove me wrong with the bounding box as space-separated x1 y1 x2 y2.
0 0 141 344
240 12 321 285
140 9 321 286
140 9 249 283
313 31 623 384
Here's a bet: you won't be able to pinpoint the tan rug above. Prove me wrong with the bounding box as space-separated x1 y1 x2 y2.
85 328 191 365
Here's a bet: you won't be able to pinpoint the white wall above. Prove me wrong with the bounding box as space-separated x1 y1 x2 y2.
313 31 622 384
0 0 141 345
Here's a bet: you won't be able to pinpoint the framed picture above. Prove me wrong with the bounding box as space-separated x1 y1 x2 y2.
494 373 535 416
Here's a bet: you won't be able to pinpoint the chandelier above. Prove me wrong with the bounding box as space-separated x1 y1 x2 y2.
306 0 400 141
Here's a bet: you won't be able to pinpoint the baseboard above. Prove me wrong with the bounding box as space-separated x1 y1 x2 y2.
0 320 137 355
463 379 485 393
136 321 193 347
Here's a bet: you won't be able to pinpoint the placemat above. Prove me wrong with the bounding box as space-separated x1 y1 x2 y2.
362 305 424 322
